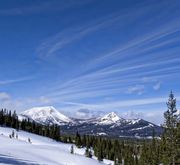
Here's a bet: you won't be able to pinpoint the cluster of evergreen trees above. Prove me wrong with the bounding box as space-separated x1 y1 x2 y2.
0 109 61 141
0 109 19 129
0 92 179 165
73 92 180 165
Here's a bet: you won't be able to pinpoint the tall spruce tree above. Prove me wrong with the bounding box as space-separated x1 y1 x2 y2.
175 122 180 164
164 91 178 165
75 131 82 148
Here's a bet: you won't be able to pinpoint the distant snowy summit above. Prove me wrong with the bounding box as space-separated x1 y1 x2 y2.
62 111 163 137
99 112 122 125
19 107 163 138
19 106 73 125
19 107 123 126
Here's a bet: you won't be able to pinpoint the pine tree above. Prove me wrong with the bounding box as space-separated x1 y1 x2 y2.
75 131 82 148
85 147 89 157
12 130 15 138
70 145 74 154
160 134 169 165
28 138 31 143
97 138 103 162
175 122 180 164
164 91 178 165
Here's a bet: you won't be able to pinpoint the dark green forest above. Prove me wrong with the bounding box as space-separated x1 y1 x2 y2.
0 92 179 165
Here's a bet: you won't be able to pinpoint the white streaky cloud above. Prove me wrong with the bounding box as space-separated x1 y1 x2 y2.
59 96 180 111
141 110 165 125
0 92 11 101
0 98 23 111
0 76 33 85
121 109 165 125
2 1 179 116
0 94 54 112
46 66 178 101
51 56 179 89
62 108 165 124
73 109 106 119
88 20 180 69
126 85 145 95
121 110 143 119
33 1 180 105
153 82 161 90
91 55 180 77
37 1 169 58
39 96 52 104
0 1 52 15
37 13 125 58
45 26 180 101
0 0 93 16
0 91 22 110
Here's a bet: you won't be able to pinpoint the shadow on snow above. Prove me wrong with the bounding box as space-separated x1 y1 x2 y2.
0 154 45 165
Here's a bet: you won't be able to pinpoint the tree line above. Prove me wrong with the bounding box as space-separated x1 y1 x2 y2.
73 92 180 165
0 109 61 141
0 91 179 165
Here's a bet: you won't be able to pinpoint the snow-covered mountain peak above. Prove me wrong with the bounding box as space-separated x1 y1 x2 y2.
22 106 56 115
99 112 121 124
102 112 120 120
20 106 73 125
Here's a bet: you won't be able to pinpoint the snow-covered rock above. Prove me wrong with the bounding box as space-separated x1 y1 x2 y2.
19 106 73 125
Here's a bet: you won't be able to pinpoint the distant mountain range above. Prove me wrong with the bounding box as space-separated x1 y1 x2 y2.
19 106 163 138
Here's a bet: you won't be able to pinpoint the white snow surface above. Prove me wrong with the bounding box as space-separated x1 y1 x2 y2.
0 127 113 165
19 106 73 125
127 119 141 125
130 123 154 131
96 132 107 136
176 109 180 115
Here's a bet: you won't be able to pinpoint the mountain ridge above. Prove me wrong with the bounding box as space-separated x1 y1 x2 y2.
19 106 163 138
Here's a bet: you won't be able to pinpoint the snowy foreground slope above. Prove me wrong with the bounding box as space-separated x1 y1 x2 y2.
0 127 112 165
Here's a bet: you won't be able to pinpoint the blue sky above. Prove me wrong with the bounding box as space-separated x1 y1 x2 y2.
0 0 180 124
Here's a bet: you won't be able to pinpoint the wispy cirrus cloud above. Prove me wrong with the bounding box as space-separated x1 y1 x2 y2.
37 13 125 58
0 91 23 110
153 82 161 90
0 76 33 85
121 110 165 125
37 1 168 58
46 63 180 102
0 92 11 101
61 97 169 110
0 0 180 126
45 95 178 124
0 0 93 16
127 85 145 95
34 1 180 106
39 13 180 102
